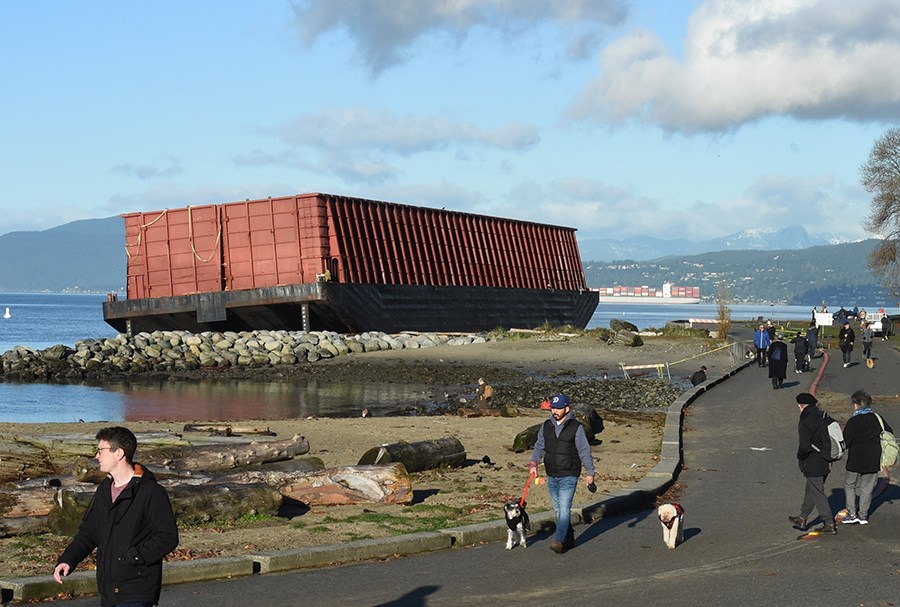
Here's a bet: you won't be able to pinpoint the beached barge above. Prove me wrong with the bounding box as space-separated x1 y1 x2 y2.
102 193 598 334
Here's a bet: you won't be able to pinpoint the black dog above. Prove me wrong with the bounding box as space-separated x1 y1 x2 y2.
503 501 530 549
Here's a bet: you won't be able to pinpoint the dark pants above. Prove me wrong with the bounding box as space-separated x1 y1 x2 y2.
795 354 805 371
863 341 872 359
799 475 833 525
756 347 767 366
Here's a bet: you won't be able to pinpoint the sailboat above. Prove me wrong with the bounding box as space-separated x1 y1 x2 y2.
2 307 9 319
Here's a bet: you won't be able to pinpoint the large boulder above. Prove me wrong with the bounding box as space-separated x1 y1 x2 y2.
611 330 643 347
609 319 639 332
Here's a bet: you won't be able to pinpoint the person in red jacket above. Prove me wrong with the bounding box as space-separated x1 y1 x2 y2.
841 390 893 524
53 427 178 607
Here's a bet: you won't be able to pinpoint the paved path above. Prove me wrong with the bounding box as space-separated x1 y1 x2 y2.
57 340 900 607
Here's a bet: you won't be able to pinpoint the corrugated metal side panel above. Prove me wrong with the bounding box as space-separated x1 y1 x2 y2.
123 206 221 298
222 197 302 290
297 194 330 282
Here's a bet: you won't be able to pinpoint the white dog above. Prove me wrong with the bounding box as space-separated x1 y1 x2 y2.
503 501 530 550
657 503 685 550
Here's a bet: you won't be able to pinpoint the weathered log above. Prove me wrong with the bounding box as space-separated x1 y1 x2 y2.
0 486 63 517
140 435 309 472
0 515 49 537
357 437 466 472
279 464 412 506
182 424 276 436
48 482 284 535
6 432 188 463
0 435 56 483
212 458 326 486
456 408 500 418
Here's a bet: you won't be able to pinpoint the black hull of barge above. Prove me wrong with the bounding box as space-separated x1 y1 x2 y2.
102 283 599 335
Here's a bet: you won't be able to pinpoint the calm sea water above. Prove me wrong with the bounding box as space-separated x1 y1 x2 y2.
1 293 891 423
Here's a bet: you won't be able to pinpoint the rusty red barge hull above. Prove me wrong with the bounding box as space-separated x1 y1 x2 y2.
103 193 598 334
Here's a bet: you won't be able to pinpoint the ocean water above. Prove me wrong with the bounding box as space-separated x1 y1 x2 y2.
1 293 890 423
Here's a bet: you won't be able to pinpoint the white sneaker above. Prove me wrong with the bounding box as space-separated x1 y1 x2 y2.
858 518 868 525
843 363 849 368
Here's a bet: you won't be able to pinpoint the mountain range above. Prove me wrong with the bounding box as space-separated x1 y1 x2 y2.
577 225 853 262
0 218 885 305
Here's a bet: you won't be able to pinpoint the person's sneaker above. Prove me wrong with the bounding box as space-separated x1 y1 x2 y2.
841 515 860 524
819 524 837 534
550 540 564 553
858 518 869 525
788 515 806 529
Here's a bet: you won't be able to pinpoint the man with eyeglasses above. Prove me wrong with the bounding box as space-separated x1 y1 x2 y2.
53 426 178 606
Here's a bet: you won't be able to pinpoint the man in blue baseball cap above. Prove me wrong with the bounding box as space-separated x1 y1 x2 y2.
529 393 596 553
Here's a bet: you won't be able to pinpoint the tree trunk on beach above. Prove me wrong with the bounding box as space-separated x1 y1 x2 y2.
279 464 412 506
140 435 310 472
357 437 466 472
182 424 276 436
0 436 55 483
48 482 285 535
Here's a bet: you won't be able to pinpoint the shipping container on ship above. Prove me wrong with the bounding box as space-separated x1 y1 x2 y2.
103 193 599 334
591 282 700 304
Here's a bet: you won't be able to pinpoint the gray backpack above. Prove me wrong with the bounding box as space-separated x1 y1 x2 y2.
811 412 845 462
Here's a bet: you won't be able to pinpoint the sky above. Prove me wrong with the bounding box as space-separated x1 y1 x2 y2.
1 0 898 244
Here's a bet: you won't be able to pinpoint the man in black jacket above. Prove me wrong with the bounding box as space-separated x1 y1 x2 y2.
841 389 893 524
788 393 837 534
53 426 178 606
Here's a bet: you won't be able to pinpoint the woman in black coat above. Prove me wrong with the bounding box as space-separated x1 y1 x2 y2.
767 333 789 389
842 389 893 523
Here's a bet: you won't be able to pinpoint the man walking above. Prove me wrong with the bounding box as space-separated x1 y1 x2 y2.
789 393 837 535
54 426 179 606
530 393 596 553
841 390 893 524
753 324 771 367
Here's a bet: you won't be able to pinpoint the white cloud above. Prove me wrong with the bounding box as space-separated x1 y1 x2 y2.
569 0 900 132
291 0 628 74
109 157 183 180
272 107 540 154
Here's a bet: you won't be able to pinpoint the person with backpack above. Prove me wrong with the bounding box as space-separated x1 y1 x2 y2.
840 389 894 525
475 377 493 411
767 333 788 389
789 392 837 535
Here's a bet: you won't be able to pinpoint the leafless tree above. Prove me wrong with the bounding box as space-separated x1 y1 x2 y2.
863 128 900 296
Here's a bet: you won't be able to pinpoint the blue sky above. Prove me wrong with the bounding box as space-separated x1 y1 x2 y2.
1 0 897 244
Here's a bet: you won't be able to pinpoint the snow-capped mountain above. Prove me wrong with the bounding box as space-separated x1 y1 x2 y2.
578 226 862 262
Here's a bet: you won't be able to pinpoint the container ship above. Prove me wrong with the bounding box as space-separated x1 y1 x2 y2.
592 283 700 304
103 193 599 334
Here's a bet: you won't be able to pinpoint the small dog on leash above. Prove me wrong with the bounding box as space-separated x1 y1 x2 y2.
503 501 530 550
657 503 685 549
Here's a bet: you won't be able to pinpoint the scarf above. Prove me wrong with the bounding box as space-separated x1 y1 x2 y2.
851 407 873 417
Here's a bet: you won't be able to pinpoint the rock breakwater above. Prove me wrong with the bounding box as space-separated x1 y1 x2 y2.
0 329 490 382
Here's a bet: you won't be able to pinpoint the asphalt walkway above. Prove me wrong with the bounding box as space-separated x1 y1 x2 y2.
6 335 899 606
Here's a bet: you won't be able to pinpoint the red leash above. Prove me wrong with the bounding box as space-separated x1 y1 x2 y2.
519 470 537 507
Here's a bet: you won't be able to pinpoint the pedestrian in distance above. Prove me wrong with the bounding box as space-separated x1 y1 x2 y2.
475 377 493 411
789 393 837 535
54 426 179 607
690 365 707 386
767 333 788 389
839 320 855 367
860 321 874 363
753 324 771 367
881 313 893 341
529 393 596 554
806 320 819 359
791 331 808 374
840 390 893 525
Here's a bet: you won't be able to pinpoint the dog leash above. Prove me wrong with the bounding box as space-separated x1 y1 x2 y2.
520 468 544 507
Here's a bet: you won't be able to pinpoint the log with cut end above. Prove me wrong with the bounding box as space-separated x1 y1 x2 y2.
140 434 309 472
0 486 65 518
356 437 466 472
0 515 48 538
279 464 412 506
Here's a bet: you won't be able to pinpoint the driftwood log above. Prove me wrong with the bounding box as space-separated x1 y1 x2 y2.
0 515 48 537
357 437 466 472
48 482 284 536
279 464 412 506
0 435 56 483
0 486 63 518
182 424 276 436
140 435 309 472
